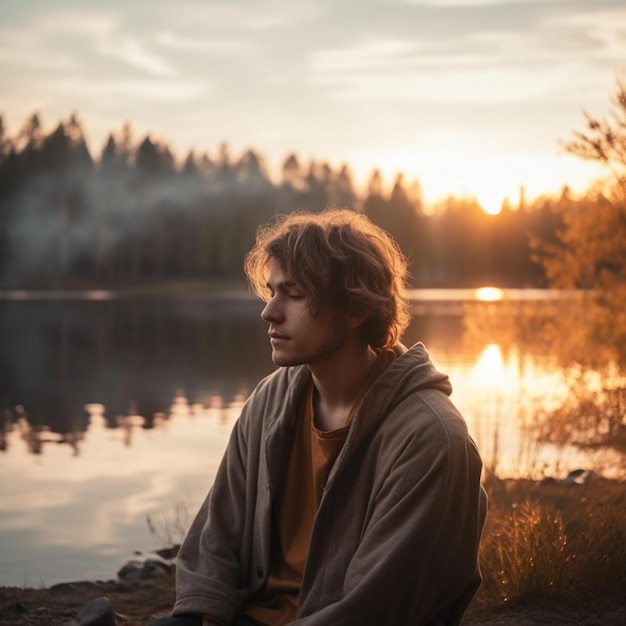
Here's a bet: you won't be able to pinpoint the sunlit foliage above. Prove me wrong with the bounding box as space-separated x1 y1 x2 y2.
563 73 626 193
537 74 626 366
548 74 626 295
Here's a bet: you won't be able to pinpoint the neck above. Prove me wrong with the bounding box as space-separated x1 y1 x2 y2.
309 341 378 431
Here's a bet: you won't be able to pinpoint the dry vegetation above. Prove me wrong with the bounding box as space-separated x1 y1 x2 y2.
465 472 626 624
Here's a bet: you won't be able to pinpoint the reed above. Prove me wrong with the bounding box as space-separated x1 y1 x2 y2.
146 499 194 550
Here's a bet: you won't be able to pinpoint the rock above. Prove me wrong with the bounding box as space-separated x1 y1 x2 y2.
5 600 27 613
155 544 180 560
564 469 596 485
538 469 598 487
538 476 558 487
50 581 104 594
76 596 116 626
117 557 172 580
142 558 171 578
116 560 144 580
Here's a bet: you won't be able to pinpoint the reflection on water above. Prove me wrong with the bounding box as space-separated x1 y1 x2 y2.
0 394 243 588
0 297 271 445
0 291 623 586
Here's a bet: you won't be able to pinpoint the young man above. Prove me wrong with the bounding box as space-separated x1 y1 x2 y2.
150 208 487 626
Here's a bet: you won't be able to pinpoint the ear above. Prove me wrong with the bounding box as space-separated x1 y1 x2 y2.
347 309 369 329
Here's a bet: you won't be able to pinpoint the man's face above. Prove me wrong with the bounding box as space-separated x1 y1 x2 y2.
260 260 350 368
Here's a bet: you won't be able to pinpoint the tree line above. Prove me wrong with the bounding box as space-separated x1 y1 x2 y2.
0 110 608 288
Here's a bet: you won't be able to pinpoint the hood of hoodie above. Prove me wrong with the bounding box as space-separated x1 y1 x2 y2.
342 342 452 447
364 342 452 414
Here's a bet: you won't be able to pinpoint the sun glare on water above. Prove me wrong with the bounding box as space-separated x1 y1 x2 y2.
475 287 504 302
470 343 514 391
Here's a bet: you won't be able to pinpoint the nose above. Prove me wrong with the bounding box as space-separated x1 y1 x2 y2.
261 295 283 323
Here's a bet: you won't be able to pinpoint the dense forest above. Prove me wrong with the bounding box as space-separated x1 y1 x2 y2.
0 111 604 288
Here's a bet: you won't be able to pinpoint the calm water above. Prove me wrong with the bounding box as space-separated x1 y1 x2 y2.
0 289 619 586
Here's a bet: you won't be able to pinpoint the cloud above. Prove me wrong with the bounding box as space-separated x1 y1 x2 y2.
307 0 626 107
48 76 212 103
95 34 178 77
38 11 119 37
0 29 79 71
308 36 568 104
0 10 180 79
154 31 254 55
310 40 420 74
398 0 565 6
547 8 626 61
43 12 179 78
155 0 321 34
311 65 561 105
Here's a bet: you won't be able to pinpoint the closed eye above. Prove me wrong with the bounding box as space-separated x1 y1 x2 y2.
265 278 306 301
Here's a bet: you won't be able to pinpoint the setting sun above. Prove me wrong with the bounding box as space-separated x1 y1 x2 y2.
350 143 604 212
478 193 503 216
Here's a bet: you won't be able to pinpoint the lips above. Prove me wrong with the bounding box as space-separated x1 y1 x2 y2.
269 331 289 348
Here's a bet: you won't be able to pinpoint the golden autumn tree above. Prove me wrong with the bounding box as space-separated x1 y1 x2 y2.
540 74 626 361
544 74 626 291
533 73 626 451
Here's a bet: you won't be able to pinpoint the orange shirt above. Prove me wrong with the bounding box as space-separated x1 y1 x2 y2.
244 349 396 625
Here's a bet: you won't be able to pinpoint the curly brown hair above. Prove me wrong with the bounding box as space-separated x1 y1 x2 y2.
244 208 411 348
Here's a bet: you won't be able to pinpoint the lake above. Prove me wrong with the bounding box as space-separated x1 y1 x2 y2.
0 288 621 587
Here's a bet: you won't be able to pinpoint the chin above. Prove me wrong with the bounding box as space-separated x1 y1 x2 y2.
271 351 302 368
271 357 294 368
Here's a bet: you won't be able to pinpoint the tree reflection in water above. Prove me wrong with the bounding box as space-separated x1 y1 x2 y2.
0 296 271 458
1 291 624 477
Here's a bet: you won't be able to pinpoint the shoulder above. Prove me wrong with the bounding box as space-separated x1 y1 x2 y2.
237 365 311 427
389 386 467 441
249 364 310 401
376 393 482 493
377 360 472 461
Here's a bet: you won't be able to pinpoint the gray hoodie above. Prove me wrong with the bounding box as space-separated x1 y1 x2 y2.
174 343 487 625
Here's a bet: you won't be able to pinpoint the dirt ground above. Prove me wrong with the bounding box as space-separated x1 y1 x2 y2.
1 576 626 625
0 577 176 626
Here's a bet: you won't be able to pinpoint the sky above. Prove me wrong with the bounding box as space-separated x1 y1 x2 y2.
1 0 625 212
